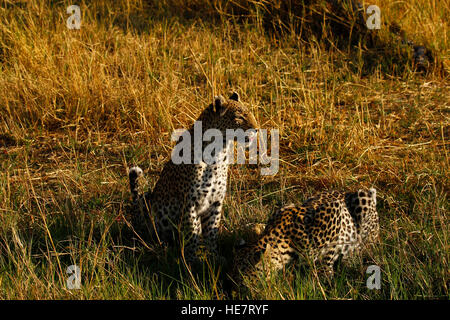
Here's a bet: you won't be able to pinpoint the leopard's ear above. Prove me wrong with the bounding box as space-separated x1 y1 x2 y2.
229 92 239 102
213 95 228 116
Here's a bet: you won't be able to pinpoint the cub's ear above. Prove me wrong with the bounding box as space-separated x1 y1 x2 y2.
229 92 239 102
213 95 228 116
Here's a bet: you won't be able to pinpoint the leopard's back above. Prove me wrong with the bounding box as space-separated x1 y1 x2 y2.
232 189 379 283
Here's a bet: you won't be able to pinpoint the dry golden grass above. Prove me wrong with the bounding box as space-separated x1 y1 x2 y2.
0 0 448 299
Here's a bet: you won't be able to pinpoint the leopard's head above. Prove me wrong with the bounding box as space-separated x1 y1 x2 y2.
229 240 263 290
200 92 258 134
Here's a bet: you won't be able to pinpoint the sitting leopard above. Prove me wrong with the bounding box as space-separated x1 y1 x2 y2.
129 92 258 264
231 188 379 283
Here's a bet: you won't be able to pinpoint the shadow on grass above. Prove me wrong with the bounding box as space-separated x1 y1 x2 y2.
74 0 435 77
1 1 440 81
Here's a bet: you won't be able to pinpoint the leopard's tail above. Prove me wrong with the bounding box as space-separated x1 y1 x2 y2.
128 166 144 202
368 188 377 207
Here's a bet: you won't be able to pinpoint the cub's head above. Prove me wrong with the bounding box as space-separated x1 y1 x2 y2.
200 92 258 132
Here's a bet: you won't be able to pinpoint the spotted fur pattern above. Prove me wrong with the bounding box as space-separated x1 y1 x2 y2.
232 189 379 282
129 92 258 263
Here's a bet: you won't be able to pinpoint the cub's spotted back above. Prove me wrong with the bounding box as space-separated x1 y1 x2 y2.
345 188 379 245
232 189 379 283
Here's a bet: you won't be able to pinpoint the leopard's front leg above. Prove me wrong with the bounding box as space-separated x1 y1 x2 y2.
180 203 202 265
201 200 223 256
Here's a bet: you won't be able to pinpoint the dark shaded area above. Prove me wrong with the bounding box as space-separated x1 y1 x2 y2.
0 133 16 147
118 0 442 76
0 0 443 76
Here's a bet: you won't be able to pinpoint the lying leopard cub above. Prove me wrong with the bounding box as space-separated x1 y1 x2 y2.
129 92 258 264
232 189 379 283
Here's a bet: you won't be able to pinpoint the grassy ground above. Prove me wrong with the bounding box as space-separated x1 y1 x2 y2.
0 0 448 299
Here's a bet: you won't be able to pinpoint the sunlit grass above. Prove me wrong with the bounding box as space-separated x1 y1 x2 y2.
0 0 448 299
